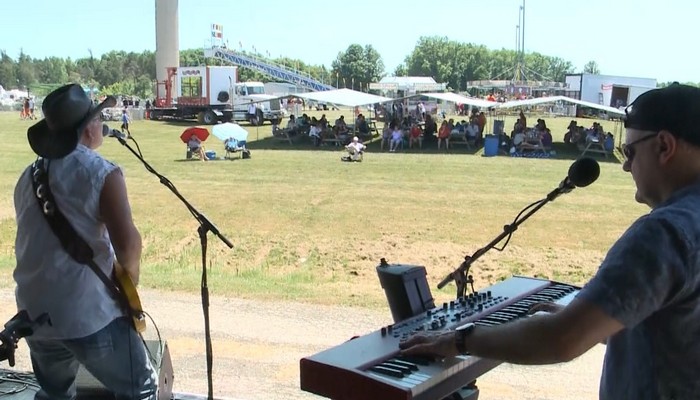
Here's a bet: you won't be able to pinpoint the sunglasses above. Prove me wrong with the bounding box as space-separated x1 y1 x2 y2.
622 133 658 162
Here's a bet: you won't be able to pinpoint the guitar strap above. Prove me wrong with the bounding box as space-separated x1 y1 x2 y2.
29 157 129 312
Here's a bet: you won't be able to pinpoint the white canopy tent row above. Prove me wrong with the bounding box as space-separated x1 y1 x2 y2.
417 92 498 110
246 88 395 139
273 88 395 138
415 93 626 120
292 88 393 107
495 95 625 117
262 88 627 144
411 93 626 147
494 95 626 148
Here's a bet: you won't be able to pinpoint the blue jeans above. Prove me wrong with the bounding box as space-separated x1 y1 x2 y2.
27 317 157 400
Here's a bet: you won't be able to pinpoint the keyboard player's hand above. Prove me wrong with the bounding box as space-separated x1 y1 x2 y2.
528 302 564 315
399 331 459 358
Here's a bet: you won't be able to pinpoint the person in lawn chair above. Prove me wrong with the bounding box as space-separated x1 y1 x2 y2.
342 136 365 162
188 135 208 161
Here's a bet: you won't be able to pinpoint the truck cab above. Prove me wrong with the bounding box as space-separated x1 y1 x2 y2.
233 82 286 125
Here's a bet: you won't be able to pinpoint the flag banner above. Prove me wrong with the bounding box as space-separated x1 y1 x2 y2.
211 23 223 39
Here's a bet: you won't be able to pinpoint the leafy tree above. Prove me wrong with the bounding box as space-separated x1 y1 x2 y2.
0 51 18 89
546 57 575 82
583 60 600 75
35 56 68 84
0 40 585 99
15 50 36 89
402 36 575 91
658 81 699 88
180 49 207 67
331 44 385 90
393 64 407 77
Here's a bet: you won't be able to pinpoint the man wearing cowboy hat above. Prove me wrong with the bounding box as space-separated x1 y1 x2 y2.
12 84 157 399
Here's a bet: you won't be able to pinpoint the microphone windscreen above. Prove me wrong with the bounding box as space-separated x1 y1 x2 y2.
102 123 111 137
568 157 600 187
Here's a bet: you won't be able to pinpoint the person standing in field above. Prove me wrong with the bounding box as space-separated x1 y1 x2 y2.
120 108 132 137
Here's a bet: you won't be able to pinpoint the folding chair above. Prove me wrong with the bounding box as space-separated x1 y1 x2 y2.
224 138 248 160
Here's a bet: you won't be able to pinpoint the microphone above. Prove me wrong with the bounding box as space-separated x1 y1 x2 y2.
548 157 600 200
437 157 600 293
102 124 127 140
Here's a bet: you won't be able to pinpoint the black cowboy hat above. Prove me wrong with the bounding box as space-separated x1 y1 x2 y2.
27 84 116 159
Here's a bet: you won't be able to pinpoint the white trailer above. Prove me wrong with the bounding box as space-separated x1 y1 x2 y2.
565 73 656 108
150 66 284 125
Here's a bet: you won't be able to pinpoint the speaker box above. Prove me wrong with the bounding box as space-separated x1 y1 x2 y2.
376 261 435 323
76 340 174 400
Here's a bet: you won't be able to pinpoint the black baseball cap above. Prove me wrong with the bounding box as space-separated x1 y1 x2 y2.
624 83 700 146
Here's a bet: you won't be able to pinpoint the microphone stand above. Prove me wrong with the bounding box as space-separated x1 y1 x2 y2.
116 136 232 400
437 181 574 299
0 311 50 367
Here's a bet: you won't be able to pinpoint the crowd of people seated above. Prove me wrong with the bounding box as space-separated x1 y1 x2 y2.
275 112 378 147
563 120 614 151
377 109 493 152
275 108 615 159
445 116 483 147
506 115 553 153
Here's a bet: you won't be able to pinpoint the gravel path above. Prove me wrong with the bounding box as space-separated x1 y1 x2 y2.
0 288 603 400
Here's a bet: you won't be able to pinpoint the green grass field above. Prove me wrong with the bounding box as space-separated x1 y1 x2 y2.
0 109 646 308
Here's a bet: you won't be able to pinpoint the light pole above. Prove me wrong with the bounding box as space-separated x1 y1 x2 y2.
521 0 526 77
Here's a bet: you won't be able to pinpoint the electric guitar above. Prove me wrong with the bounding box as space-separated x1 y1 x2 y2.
113 262 147 333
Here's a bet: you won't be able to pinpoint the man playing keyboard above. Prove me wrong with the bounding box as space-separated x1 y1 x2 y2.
401 84 700 400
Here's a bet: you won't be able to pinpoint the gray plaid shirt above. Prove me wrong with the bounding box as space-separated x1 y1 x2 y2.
578 180 700 400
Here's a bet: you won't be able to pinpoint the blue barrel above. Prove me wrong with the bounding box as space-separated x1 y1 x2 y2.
484 135 499 157
604 136 614 151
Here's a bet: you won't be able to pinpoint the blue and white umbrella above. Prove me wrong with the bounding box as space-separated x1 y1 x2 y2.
212 122 249 143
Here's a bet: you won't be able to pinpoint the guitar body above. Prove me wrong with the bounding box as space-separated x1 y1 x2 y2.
113 262 147 333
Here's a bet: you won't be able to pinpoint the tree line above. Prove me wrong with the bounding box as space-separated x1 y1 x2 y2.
1 36 695 99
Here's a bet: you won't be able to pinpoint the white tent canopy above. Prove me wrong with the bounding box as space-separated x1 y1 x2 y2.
418 92 498 109
497 95 625 116
294 88 393 107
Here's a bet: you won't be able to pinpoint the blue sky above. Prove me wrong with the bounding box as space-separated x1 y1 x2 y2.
2 0 697 83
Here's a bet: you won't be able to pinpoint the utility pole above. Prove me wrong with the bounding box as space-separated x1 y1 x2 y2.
521 0 526 81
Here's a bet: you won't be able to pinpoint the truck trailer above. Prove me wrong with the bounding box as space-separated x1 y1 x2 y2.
564 73 657 109
150 65 285 125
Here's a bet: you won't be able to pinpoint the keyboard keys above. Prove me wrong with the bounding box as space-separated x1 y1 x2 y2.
369 365 405 378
